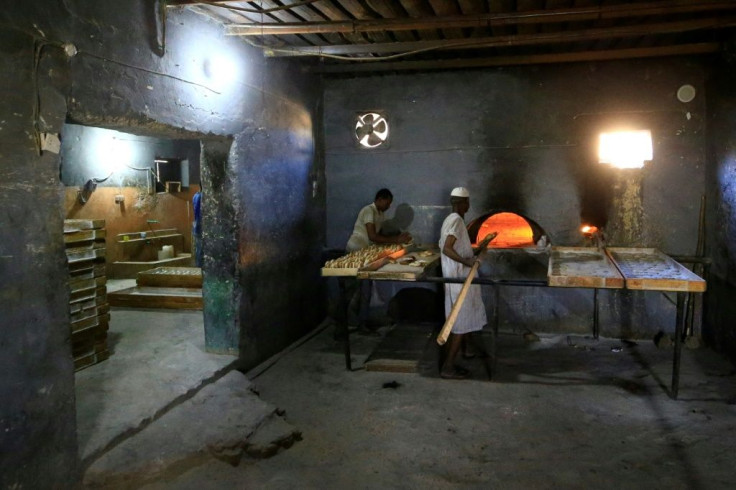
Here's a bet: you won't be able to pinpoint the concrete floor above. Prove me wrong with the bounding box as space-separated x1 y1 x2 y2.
75 287 236 465
127 323 736 490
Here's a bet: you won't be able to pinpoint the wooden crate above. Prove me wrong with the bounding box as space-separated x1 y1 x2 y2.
64 219 105 231
65 219 110 372
108 286 203 309
64 228 106 244
74 350 110 372
136 267 202 288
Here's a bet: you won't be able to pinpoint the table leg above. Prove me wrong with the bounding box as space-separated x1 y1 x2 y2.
685 292 695 339
336 277 352 371
358 279 371 330
489 324 497 380
343 325 352 371
593 288 600 340
493 285 500 337
671 292 686 399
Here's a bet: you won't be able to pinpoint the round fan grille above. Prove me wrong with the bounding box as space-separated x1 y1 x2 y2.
355 112 389 148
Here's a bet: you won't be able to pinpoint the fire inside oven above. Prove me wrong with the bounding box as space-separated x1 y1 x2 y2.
467 212 546 248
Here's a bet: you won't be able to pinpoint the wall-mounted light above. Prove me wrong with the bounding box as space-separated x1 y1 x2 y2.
201 53 239 92
598 130 652 169
677 84 696 103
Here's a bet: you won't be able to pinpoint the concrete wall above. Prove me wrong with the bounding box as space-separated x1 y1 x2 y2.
61 124 200 270
705 56 736 364
63 186 198 269
0 1 323 487
60 124 200 189
324 59 707 337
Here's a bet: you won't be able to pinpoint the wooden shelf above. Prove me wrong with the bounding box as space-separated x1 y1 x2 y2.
116 233 183 244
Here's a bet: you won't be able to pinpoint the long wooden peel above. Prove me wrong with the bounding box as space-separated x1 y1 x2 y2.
436 232 497 346
437 260 481 346
475 232 497 253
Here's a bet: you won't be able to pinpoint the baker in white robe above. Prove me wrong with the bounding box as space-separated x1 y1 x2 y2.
438 186 487 379
335 189 412 338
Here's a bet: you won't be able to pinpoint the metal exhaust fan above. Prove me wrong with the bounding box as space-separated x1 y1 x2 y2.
355 112 389 148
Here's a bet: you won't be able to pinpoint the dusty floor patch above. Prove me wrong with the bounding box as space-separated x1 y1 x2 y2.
134 324 736 489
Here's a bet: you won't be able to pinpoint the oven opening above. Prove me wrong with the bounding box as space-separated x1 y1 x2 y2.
468 211 545 248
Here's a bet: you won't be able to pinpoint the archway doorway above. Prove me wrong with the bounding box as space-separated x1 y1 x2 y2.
467 211 547 248
59 122 237 466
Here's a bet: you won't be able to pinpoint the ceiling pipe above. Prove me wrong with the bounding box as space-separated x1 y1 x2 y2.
264 17 736 57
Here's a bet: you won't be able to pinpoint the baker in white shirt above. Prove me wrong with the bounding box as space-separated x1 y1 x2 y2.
346 188 411 251
438 186 488 379
334 188 412 339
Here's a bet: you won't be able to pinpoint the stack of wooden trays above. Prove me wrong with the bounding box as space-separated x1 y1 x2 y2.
64 219 110 371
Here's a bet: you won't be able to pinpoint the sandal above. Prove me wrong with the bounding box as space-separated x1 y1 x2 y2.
440 366 470 379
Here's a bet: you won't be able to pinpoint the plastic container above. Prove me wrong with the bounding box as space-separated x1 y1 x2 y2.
157 245 175 261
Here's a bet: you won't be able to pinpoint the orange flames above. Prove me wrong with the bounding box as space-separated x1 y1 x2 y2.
580 225 599 236
476 212 534 248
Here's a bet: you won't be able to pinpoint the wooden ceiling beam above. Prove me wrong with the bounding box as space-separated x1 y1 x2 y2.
224 1 736 36
364 0 417 42
315 42 721 73
168 0 319 7
168 0 238 4
264 17 736 56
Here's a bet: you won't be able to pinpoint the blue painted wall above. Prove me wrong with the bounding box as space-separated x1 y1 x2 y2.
706 57 736 364
0 1 323 487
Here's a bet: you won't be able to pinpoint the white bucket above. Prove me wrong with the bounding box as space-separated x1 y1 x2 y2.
158 245 175 260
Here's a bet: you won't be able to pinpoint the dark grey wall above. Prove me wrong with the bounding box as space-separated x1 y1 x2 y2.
705 56 736 364
60 123 200 188
1 1 323 487
324 59 707 337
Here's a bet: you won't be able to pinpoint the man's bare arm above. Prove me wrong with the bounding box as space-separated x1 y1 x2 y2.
442 235 476 268
366 223 411 244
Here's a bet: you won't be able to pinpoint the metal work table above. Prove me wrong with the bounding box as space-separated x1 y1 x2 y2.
327 246 707 400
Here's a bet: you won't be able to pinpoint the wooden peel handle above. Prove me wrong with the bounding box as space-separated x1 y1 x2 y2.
437 260 480 346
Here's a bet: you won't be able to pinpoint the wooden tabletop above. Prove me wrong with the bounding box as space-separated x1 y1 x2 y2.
606 247 706 292
548 246 624 289
357 247 441 281
321 246 407 277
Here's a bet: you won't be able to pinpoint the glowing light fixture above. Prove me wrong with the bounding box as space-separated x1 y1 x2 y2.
109 136 133 173
598 130 652 169
203 54 237 90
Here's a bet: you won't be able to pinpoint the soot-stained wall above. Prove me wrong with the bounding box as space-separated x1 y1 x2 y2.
1 1 323 487
325 58 706 337
706 57 736 363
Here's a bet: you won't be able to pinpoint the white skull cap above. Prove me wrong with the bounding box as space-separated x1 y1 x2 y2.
450 187 470 198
